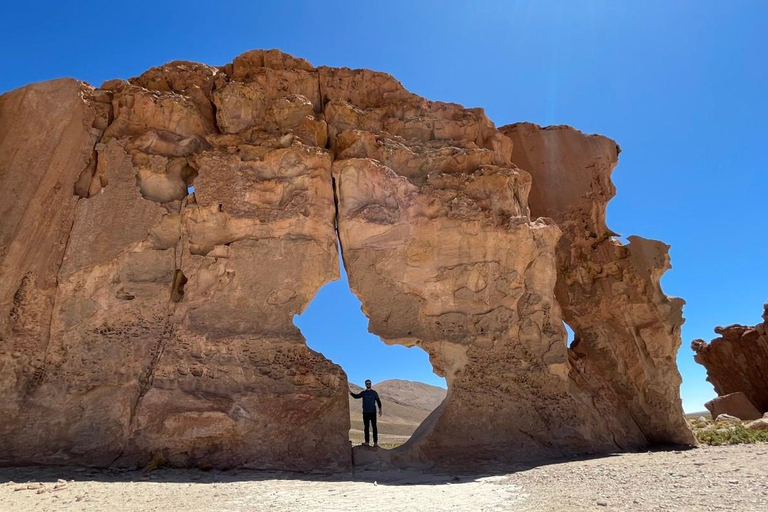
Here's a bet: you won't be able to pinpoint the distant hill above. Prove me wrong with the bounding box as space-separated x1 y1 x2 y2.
348 379 446 439
684 410 712 419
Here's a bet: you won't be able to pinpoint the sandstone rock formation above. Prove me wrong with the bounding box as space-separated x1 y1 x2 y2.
692 302 768 414
0 56 347 471
502 123 695 447
0 50 693 471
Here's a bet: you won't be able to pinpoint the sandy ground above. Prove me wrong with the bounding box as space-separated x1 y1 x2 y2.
349 429 410 448
0 444 766 511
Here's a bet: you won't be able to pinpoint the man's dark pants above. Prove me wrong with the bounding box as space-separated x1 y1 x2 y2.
363 412 378 444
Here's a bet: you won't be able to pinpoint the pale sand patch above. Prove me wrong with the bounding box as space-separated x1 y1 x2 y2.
349 428 410 448
0 444 766 511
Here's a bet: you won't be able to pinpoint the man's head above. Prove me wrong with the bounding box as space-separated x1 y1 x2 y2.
365 379 372 389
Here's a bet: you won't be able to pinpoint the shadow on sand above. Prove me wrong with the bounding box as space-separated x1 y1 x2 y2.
0 445 695 487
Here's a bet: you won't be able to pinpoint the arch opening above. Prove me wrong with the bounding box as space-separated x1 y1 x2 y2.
295 250 446 451
564 322 576 348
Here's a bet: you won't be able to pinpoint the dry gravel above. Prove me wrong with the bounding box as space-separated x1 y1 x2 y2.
0 444 765 511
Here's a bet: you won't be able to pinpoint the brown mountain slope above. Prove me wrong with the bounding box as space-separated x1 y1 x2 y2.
348 380 446 440
375 379 447 411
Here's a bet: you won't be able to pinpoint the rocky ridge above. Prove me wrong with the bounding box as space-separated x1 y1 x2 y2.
0 49 693 471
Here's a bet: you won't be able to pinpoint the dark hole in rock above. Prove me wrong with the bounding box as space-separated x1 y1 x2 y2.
171 270 188 302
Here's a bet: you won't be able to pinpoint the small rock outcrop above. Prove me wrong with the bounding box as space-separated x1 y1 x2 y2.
705 392 761 421
0 56 348 471
692 302 768 415
0 50 694 471
713 414 741 425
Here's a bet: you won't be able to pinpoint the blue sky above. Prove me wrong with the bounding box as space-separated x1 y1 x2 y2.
2 1 766 411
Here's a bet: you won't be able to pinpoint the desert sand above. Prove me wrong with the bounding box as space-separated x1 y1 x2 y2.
1 444 765 511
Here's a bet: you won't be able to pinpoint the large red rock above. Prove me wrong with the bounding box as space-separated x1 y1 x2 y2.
0 50 694 470
692 302 768 414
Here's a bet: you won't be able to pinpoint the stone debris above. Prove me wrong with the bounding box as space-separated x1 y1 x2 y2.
746 419 768 431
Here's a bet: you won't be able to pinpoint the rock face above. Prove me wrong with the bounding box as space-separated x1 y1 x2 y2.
0 50 693 471
0 56 347 471
502 123 695 447
692 302 768 415
705 393 761 421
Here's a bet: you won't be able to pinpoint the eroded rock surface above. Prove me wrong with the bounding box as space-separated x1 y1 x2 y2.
502 123 695 447
1 79 106 447
705 392 761 421
331 86 642 464
0 50 693 470
1 53 347 471
692 302 768 414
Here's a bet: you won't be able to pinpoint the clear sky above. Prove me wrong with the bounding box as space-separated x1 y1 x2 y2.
2 1 766 411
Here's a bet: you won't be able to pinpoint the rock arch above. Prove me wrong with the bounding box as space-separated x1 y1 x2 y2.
0 50 693 471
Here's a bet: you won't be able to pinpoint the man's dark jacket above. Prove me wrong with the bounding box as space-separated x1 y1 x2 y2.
351 389 381 413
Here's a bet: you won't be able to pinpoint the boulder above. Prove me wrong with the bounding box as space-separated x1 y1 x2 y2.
746 419 768 431
705 392 762 421
693 416 709 428
714 414 742 424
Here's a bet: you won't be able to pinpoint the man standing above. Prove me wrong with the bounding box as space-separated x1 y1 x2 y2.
350 379 382 447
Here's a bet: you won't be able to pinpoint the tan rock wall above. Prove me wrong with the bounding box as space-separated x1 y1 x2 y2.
0 79 104 452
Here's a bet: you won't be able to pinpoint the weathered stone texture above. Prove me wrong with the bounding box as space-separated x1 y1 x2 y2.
705 392 762 421
502 123 694 447
0 79 105 442
329 81 634 464
0 50 694 470
692 302 768 414
0 52 347 471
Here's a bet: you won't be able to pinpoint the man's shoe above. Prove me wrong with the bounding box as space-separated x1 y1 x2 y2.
373 443 379 448
361 442 370 446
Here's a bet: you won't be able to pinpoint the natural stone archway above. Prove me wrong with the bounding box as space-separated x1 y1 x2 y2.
294 260 447 450
0 50 693 471
331 91 694 466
